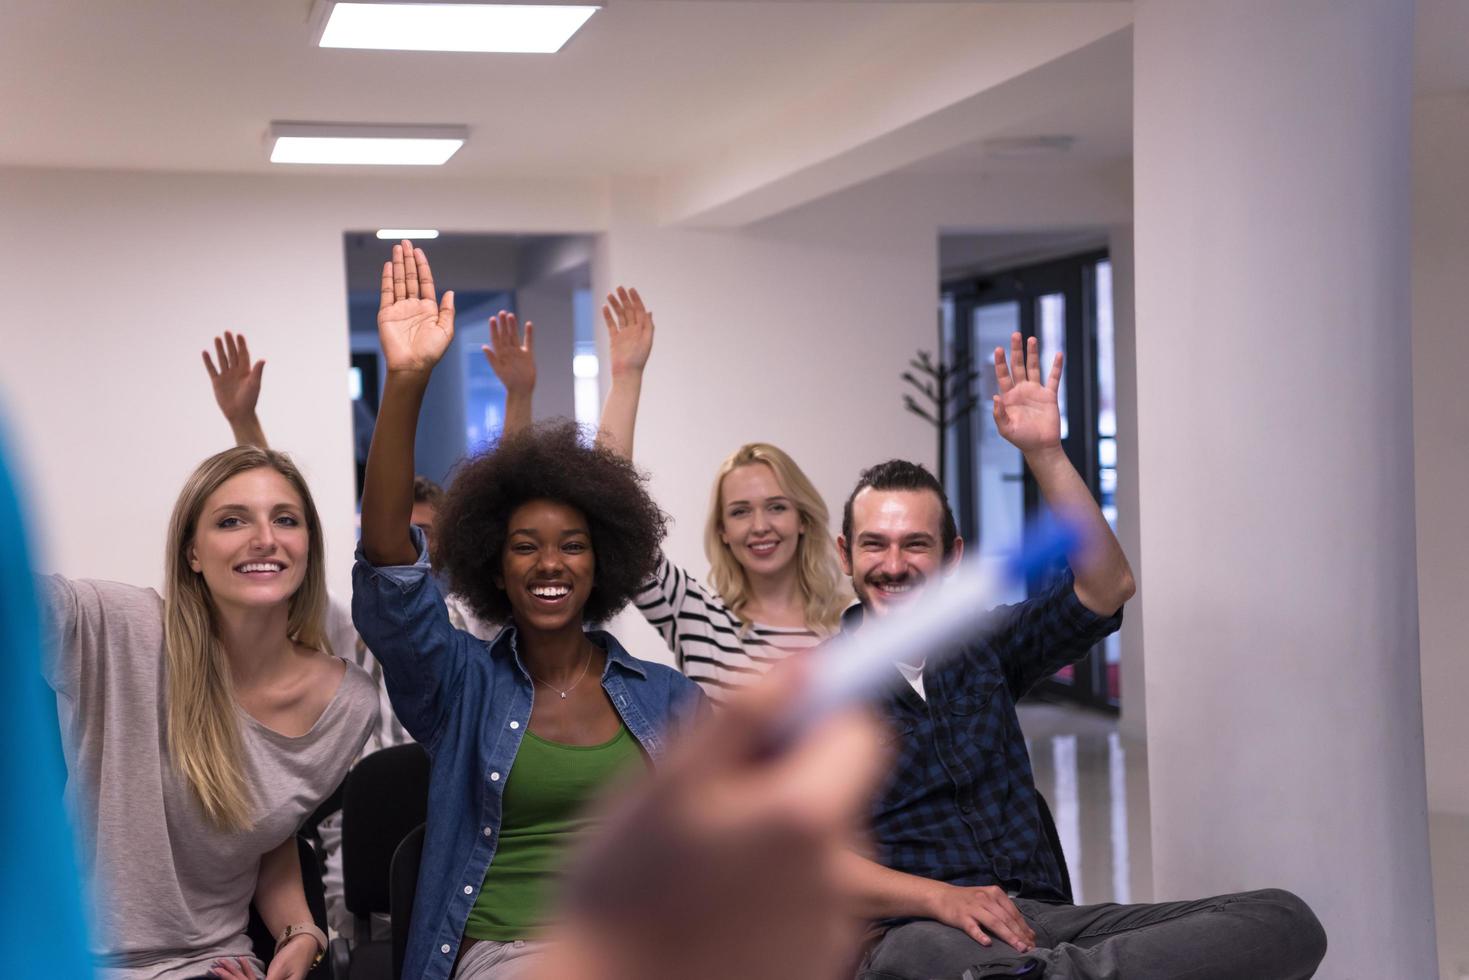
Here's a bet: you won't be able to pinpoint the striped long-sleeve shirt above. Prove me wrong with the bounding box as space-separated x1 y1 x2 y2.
633 553 826 704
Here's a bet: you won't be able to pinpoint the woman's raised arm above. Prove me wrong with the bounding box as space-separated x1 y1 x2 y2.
360 241 455 567
482 310 536 438
201 331 268 449
595 286 654 460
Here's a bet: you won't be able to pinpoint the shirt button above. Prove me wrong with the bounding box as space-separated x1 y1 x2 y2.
510 721 520 730
441 944 451 954
490 772 501 781
483 826 493 837
464 885 473 895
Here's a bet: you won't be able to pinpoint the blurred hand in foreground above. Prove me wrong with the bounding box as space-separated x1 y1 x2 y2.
537 666 887 980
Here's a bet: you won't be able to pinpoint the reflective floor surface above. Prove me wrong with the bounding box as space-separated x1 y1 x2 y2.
1016 703 1467 978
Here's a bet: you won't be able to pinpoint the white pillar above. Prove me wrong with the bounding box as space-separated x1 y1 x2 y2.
1133 0 1436 972
1107 225 1146 747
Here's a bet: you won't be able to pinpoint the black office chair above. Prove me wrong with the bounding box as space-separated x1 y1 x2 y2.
247 835 334 979
304 779 347 843
334 743 430 980
1033 790 1074 904
298 779 347 909
389 823 426 980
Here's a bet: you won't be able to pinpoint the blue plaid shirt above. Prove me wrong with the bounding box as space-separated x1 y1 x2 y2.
853 569 1122 902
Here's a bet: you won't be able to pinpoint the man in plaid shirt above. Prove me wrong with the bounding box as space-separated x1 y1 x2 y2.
839 335 1327 979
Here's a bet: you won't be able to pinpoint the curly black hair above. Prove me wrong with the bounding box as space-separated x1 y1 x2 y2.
434 419 668 625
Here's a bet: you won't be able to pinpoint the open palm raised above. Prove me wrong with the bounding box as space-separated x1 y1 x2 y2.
993 332 1063 454
378 241 455 374
482 310 536 395
603 285 655 376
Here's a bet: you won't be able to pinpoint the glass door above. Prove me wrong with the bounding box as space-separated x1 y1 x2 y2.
971 300 1027 608
943 250 1117 711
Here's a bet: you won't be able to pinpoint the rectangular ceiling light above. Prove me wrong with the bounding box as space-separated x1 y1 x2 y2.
315 2 599 54
268 123 467 165
377 229 440 239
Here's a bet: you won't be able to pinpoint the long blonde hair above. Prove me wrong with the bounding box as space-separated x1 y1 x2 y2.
703 444 851 635
163 447 330 831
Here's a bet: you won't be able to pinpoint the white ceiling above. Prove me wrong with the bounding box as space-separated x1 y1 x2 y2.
900 47 1131 178
940 229 1109 278
1 0 1462 225
0 1 1123 179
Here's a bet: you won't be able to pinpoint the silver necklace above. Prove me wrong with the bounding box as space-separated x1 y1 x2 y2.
530 647 593 700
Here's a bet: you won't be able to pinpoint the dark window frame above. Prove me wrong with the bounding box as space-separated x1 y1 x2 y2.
943 249 1116 712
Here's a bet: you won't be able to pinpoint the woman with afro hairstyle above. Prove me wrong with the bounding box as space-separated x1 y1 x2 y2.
482 288 852 707
352 241 704 980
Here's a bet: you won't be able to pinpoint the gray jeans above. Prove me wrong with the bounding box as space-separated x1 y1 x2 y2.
451 939 551 980
858 888 1326 980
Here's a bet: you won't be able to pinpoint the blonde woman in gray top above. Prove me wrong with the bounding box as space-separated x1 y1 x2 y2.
203 331 498 754
42 446 377 980
485 293 851 704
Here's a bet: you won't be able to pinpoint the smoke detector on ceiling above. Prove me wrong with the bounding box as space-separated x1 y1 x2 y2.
982 136 1077 159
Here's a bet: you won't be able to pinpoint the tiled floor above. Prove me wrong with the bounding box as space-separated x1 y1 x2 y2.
1017 702 1467 978
1431 812 1469 980
1019 702 1152 906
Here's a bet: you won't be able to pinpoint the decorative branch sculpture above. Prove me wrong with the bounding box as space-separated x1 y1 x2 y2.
902 348 980 488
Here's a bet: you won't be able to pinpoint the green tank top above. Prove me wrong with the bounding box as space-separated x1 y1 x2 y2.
463 725 645 941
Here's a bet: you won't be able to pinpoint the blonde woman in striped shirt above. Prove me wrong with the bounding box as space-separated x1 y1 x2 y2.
597 290 851 702
623 442 846 701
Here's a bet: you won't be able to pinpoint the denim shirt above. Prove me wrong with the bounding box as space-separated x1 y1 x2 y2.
351 530 706 980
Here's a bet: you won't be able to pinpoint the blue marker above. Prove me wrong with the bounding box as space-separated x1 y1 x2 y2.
788 515 1080 736
0 423 93 979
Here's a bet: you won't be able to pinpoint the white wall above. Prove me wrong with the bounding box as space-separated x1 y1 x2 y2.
0 167 606 599
1413 92 1469 819
0 164 960 647
1412 87 1469 980
1133 1 1435 970
592 178 942 663
592 168 1129 667
1107 225 1146 743
0 162 1126 645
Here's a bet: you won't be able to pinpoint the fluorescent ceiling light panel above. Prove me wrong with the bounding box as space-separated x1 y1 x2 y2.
377 229 440 239
318 2 599 54
268 123 467 165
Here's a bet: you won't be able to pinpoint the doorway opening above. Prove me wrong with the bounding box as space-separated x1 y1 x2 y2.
941 235 1119 712
343 232 596 500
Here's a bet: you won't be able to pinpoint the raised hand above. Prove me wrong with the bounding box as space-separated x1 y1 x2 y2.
545 667 884 980
202 331 264 425
602 286 654 378
482 311 536 396
992 332 1062 454
377 241 455 375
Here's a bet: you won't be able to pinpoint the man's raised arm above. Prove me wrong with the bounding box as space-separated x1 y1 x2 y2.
991 332 1134 615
